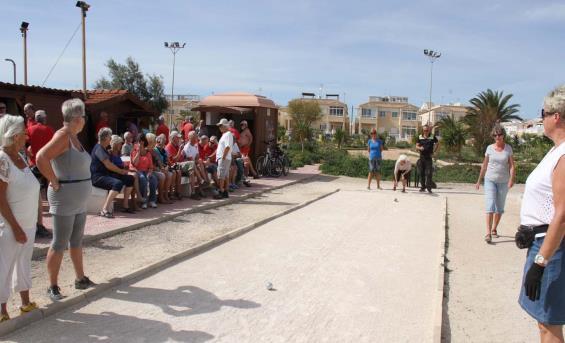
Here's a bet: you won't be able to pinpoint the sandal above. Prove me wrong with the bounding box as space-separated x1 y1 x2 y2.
20 302 38 314
0 313 9 322
484 234 492 243
98 210 114 218
491 230 499 238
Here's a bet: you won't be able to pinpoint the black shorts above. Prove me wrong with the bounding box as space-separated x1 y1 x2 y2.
92 174 134 192
395 170 411 182
31 166 48 189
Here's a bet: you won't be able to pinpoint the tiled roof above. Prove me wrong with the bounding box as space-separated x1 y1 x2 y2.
84 89 129 104
0 81 78 96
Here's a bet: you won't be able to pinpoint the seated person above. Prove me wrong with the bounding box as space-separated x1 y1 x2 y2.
166 131 200 200
90 128 135 217
229 142 247 191
121 131 134 156
109 135 139 211
131 134 159 209
198 135 219 186
183 131 209 186
146 133 173 204
156 133 182 200
393 154 412 192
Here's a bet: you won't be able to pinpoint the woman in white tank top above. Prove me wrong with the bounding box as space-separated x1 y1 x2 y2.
518 85 565 341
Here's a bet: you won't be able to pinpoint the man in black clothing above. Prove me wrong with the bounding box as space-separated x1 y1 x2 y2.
416 124 439 193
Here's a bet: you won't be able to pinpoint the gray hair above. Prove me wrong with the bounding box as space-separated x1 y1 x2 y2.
491 124 506 137
544 85 565 117
156 133 167 144
188 130 197 139
35 110 47 124
124 131 132 140
110 134 123 148
24 103 34 112
0 114 25 147
98 127 113 142
169 130 180 140
158 115 165 123
62 98 85 123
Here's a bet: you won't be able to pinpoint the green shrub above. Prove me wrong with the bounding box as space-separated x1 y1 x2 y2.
320 153 395 179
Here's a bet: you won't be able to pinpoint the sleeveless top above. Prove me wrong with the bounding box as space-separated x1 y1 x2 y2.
0 150 40 232
520 142 565 226
47 137 92 216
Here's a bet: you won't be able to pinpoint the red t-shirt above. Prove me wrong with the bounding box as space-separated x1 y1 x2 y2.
131 149 154 172
27 123 54 165
182 122 194 141
229 127 240 141
96 120 110 135
156 124 170 144
198 143 214 160
165 143 184 165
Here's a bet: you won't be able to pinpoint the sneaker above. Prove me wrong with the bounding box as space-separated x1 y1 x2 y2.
141 203 148 209
427 188 433 193
75 276 96 290
243 180 251 187
149 201 157 208
35 224 52 239
47 285 64 301
20 302 38 314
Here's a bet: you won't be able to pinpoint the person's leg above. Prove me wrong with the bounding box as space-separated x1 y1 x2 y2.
47 215 74 287
483 180 496 241
0 230 19 315
68 213 87 280
138 172 148 205
14 227 35 307
236 158 244 184
425 158 433 191
164 171 172 201
538 322 564 343
148 174 158 204
492 182 509 235
36 194 43 226
419 159 426 190
402 172 408 192
156 172 166 203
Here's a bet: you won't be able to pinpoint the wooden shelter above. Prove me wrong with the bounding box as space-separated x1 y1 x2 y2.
191 92 279 160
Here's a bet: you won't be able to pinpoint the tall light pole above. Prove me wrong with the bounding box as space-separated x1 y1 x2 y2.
424 49 441 125
4 59 16 84
20 22 29 86
164 41 186 128
76 1 90 98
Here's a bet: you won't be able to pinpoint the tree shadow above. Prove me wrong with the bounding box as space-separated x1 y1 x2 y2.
106 285 261 317
7 311 213 343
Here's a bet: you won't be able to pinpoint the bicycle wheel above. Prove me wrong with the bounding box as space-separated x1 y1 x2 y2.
271 158 283 177
282 156 290 176
263 158 272 177
256 155 265 177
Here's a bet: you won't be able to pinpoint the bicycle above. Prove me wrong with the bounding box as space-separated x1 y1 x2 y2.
256 140 289 177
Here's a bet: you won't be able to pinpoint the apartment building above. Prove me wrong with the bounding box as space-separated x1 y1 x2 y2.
279 93 349 134
164 94 200 129
355 96 419 142
419 103 468 127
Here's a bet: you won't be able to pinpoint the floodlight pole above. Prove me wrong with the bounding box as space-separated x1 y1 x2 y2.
164 42 186 128
20 23 29 86
424 49 441 125
4 59 16 84
76 2 90 98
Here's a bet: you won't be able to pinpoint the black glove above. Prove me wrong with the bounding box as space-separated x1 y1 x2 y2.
524 263 545 301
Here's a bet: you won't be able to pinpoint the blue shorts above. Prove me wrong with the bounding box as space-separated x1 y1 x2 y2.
484 179 509 214
93 174 134 192
518 238 565 325
369 158 381 173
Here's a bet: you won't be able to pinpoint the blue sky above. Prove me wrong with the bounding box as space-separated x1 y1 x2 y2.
1 0 564 118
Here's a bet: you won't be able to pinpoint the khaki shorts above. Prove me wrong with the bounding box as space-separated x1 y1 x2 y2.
217 158 231 179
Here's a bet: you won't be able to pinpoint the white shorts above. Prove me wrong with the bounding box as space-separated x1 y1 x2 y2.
217 158 231 179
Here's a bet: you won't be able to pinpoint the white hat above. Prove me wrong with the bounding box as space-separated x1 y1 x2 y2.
216 118 229 126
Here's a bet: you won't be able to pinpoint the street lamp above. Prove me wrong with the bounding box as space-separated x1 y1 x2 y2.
164 41 186 128
423 49 441 125
20 22 29 86
76 1 90 98
4 59 16 84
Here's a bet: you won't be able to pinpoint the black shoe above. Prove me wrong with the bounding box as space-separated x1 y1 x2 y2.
190 193 201 200
427 188 433 193
222 191 229 198
75 276 96 290
419 188 426 192
197 188 206 198
243 180 251 187
213 193 223 200
253 175 260 179
36 224 52 239
47 285 64 301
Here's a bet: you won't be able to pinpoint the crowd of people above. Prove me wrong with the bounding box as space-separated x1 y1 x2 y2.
0 99 261 320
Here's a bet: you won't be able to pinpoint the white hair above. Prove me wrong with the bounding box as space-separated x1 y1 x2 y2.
110 134 123 147
124 131 132 140
62 98 85 123
545 85 565 117
145 132 156 145
35 110 47 123
169 130 180 140
98 127 113 142
24 103 34 112
398 154 408 162
0 114 25 147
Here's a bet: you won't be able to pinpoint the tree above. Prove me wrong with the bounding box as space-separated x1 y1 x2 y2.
333 127 346 149
437 115 467 157
94 57 169 113
464 89 521 156
288 99 322 151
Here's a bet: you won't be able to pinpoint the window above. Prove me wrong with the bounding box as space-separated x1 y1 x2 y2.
320 124 327 131
402 126 417 139
402 111 417 121
329 106 344 116
361 108 373 118
379 111 386 117
392 111 399 118
436 112 449 120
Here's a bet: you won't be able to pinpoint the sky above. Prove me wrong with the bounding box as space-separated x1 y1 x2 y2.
1 0 564 119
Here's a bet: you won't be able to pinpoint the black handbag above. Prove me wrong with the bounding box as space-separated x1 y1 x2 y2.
515 225 549 249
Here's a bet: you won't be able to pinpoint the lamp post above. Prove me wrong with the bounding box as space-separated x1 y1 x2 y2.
164 41 186 128
4 59 16 84
20 22 29 86
76 1 90 98
423 49 441 125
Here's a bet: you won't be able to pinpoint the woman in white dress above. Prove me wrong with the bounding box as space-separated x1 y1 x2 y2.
0 115 40 322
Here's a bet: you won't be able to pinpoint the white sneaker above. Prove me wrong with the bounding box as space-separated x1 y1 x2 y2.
141 203 148 209
149 201 157 208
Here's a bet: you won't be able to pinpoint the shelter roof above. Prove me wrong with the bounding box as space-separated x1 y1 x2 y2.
199 92 278 109
85 89 157 115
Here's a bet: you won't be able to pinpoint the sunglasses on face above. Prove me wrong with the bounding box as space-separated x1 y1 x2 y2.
493 133 504 138
541 108 557 119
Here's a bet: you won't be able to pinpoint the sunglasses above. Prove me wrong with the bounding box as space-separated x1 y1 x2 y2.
492 133 504 138
541 108 557 119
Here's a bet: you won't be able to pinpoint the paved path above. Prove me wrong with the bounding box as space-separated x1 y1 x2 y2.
6 188 445 342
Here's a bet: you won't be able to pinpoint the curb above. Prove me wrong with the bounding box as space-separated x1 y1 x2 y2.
32 173 320 259
1 188 339 338
432 197 448 343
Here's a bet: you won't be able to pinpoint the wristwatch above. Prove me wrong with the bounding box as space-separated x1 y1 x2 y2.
534 254 548 267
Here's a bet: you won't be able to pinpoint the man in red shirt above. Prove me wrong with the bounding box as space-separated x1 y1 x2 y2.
228 119 240 141
181 116 194 141
155 115 170 144
199 135 219 187
165 131 185 166
24 103 36 130
95 111 110 135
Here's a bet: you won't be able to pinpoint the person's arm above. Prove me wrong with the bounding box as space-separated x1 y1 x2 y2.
380 140 384 154
131 148 140 166
402 162 412 178
508 154 516 188
476 155 489 189
36 130 69 191
393 160 400 183
222 145 231 159
0 167 27 243
433 137 440 155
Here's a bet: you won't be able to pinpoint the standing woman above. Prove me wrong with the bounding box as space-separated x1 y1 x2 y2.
36 99 95 301
367 128 383 190
475 124 515 243
0 115 40 321
518 86 565 342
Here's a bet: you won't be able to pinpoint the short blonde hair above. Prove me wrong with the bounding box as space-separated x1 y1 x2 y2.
146 132 156 145
545 85 565 116
0 115 25 147
110 134 123 148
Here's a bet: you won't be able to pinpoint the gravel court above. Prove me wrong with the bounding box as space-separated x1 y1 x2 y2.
5 188 445 343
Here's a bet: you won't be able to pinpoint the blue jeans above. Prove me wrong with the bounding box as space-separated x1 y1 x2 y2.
484 179 509 213
138 171 158 203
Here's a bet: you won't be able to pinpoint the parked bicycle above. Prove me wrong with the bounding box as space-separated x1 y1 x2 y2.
256 140 290 177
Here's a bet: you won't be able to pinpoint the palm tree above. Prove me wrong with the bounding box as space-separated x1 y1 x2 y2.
437 115 466 157
333 127 346 149
464 89 521 156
